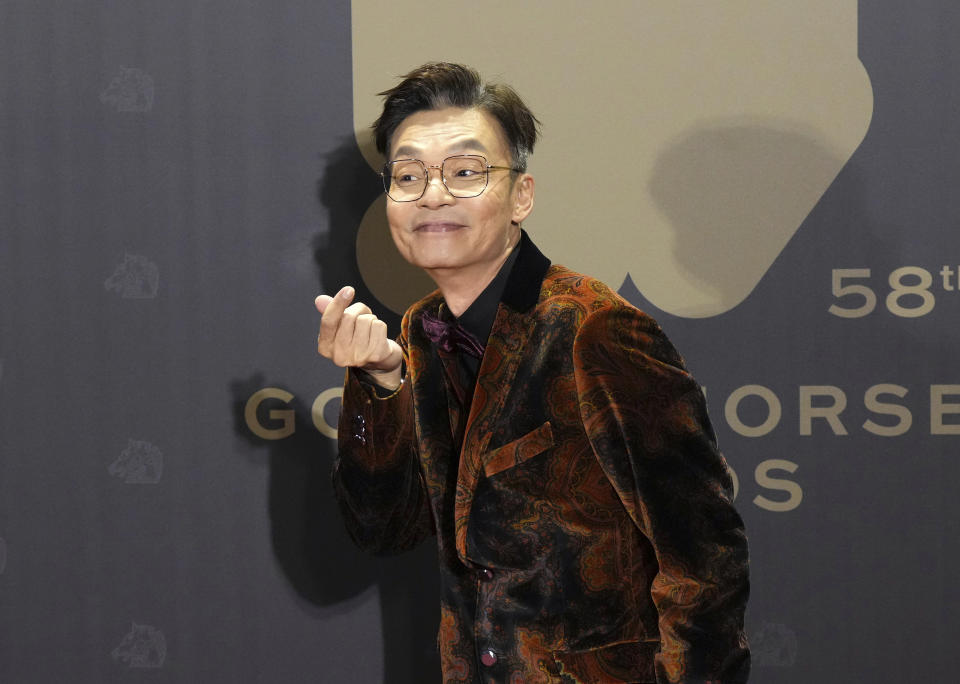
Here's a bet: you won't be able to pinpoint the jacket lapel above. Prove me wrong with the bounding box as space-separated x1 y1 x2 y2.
452 231 552 561
406 293 462 515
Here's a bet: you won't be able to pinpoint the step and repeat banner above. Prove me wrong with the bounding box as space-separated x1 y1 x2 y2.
1 1 957 682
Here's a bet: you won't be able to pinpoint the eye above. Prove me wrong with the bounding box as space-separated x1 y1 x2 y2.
390 163 423 185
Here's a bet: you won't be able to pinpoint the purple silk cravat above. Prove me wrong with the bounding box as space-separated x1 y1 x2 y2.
420 311 486 359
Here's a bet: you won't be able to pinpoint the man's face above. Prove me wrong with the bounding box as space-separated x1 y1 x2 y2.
385 107 534 282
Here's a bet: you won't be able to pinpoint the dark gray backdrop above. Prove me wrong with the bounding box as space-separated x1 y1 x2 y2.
2 1 958 682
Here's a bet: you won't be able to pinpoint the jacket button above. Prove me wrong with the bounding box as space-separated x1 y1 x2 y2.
351 415 366 444
480 568 494 581
480 649 497 667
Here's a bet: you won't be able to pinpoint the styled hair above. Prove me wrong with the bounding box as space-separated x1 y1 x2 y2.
372 62 540 172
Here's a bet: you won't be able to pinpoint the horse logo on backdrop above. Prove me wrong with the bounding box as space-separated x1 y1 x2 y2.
349 0 873 317
108 439 164 484
104 253 160 299
100 67 155 113
751 622 799 668
111 622 167 668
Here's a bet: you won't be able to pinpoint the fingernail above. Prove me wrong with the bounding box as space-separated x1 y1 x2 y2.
340 286 354 300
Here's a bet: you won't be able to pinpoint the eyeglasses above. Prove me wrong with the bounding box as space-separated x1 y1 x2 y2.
381 154 520 202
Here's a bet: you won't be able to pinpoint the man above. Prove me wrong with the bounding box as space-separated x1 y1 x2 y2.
316 63 749 683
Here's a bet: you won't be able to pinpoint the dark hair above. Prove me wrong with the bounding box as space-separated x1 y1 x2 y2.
372 62 540 172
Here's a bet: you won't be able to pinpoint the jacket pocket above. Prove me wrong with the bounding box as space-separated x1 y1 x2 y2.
552 639 659 683
483 421 554 478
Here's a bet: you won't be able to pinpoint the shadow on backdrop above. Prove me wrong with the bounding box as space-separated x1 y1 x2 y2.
314 135 403 331
230 377 440 680
315 136 441 680
648 123 844 316
225 135 441 683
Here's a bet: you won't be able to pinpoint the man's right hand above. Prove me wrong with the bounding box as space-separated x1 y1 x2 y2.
315 286 404 391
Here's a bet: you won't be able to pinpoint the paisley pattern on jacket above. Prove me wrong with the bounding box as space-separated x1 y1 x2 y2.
333 233 750 683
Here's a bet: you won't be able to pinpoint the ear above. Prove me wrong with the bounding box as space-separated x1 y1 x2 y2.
511 173 535 224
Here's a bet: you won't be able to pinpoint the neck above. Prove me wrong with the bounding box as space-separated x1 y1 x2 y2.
427 231 520 317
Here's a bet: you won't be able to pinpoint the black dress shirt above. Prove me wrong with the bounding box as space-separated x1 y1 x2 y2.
364 243 521 399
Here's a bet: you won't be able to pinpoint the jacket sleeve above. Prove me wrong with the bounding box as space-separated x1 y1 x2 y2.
331 334 434 556
573 304 750 684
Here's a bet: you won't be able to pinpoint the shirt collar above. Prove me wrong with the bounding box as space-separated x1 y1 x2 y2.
438 229 551 343
449 242 521 344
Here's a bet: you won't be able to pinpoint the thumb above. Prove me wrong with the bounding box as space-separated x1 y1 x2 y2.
386 338 404 367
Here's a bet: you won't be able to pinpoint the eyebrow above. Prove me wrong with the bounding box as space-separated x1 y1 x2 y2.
392 138 491 160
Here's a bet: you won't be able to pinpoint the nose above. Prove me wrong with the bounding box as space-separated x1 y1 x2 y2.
417 165 455 206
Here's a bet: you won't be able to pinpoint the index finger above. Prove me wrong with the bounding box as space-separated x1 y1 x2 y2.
314 294 334 314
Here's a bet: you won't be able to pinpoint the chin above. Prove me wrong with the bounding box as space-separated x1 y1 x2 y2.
410 256 465 272
401 244 465 269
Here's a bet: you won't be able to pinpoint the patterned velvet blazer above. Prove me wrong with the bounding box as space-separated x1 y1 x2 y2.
333 234 750 683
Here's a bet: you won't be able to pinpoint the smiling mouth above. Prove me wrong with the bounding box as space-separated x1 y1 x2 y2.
415 222 466 233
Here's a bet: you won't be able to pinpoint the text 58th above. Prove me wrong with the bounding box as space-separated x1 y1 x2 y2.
829 266 959 318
